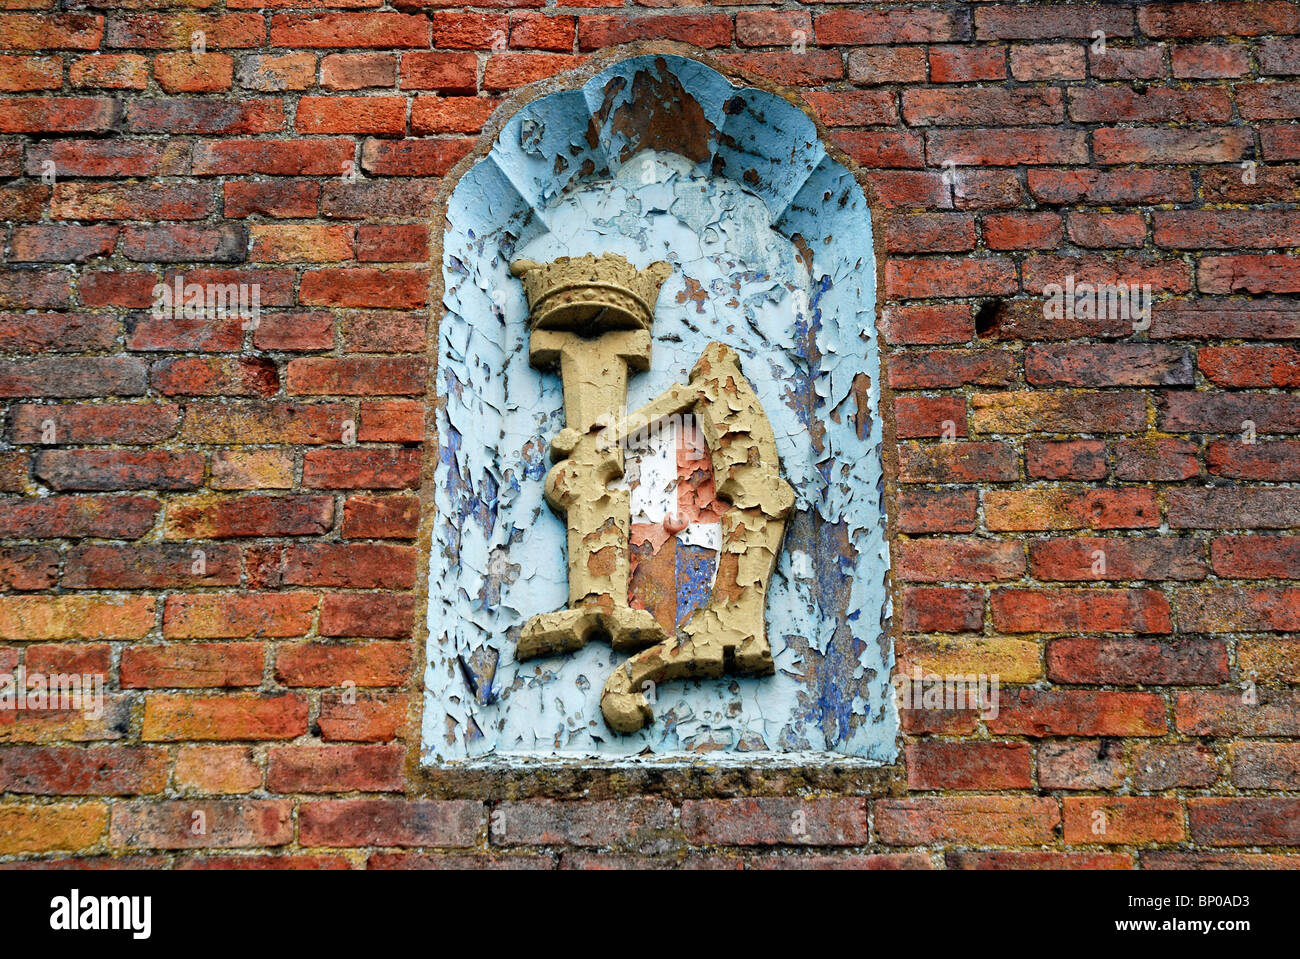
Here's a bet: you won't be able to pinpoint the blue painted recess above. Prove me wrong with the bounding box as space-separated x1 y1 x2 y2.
424 54 894 764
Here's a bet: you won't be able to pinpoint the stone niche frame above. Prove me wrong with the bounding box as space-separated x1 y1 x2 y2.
412 43 902 795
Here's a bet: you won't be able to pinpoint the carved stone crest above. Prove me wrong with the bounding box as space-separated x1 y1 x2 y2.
511 254 794 732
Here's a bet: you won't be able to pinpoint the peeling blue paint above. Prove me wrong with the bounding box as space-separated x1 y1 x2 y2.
424 55 894 764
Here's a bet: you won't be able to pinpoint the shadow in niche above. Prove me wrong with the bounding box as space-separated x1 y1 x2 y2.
422 52 895 766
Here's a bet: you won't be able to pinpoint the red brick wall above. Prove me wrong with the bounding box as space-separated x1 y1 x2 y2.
2 1 1299 869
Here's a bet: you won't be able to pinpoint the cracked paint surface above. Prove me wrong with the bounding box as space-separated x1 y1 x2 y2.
425 55 894 763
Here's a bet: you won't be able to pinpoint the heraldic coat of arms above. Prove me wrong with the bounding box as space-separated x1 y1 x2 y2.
508 253 795 733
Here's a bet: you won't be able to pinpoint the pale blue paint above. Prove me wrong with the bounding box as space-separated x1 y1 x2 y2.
424 55 894 764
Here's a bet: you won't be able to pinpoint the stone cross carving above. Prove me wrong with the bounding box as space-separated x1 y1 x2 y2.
511 253 794 733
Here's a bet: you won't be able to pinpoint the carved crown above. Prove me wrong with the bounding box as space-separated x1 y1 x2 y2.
509 253 673 333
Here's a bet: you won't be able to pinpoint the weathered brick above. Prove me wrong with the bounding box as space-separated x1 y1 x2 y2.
876 797 1057 846
1063 798 1185 845
1047 636 1227 684
267 745 405 794
682 798 868 846
300 800 482 847
988 689 1168 737
142 693 310 741
111 801 292 850
906 741 1031 790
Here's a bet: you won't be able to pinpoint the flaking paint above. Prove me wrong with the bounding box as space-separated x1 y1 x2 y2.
424 55 894 764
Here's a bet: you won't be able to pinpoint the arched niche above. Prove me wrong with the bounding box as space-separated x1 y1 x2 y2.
422 53 894 765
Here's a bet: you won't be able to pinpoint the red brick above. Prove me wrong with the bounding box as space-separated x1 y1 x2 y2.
321 593 416 638
577 14 732 50
904 88 1062 126
279 543 416 588
1029 168 1195 205
1030 537 1206 581
64 544 240 590
111 801 293 850
0 547 58 592
122 643 265 689
929 45 1005 82
0 495 158 540
321 53 396 91
296 96 407 135
1168 488 1300 528
483 53 584 90
898 490 977 534
1140 2 1299 38
128 99 285 136
52 182 210 221
407 96 499 135
318 692 407 742
359 400 424 442
1095 127 1250 164
1178 689 1300 736
984 489 1160 532
906 742 1031 790
816 9 968 45
194 139 354 176
1090 46 1165 80
1231 743 1300 789
1064 798 1185 845
236 52 316 92
1133 743 1219 790
0 15 104 51
900 586 983 633
300 800 482 847
1189 798 1300 847
163 593 317 639
1114 438 1199 481
154 52 233 93
984 212 1064 249
1046 636 1227 684
847 47 927 85
275 641 413 687
1067 212 1147 249
0 55 61 91
267 745 404 794
509 12 575 52
894 394 967 437
0 747 167 796
0 314 107 354
1199 345 1300 387
991 587 1171 633
1173 43 1250 78
1026 439 1107 480
876 797 1057 845
897 539 1023 582
1038 740 1125 791
142 694 310 742
682 798 867 846
174 745 261 795
898 441 1018 483
431 12 508 49
1010 43 1086 81
300 268 426 309
976 4 1135 40
269 13 429 49
987 689 1168 736
1211 535 1300 578
715 50 843 86
883 304 971 345
302 449 422 490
